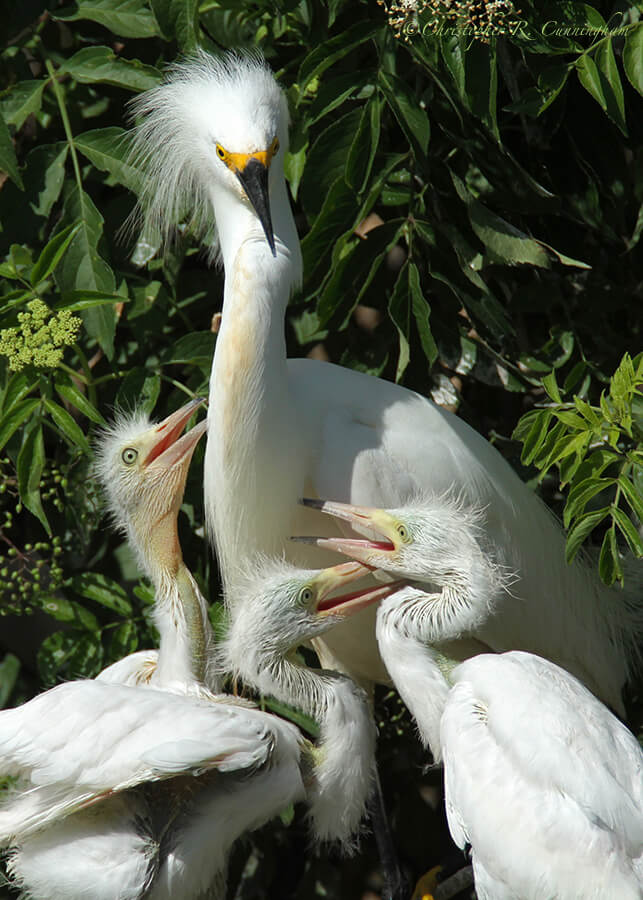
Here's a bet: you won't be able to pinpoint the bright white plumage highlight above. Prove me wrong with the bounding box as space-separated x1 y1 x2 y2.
0 403 306 900
304 497 643 898
127 50 642 712
440 651 643 899
222 556 395 848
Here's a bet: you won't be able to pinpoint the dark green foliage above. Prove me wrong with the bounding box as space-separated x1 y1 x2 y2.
1 0 642 896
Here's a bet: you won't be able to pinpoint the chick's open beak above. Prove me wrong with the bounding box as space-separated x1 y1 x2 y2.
143 399 206 469
234 153 275 256
292 498 396 564
313 560 400 618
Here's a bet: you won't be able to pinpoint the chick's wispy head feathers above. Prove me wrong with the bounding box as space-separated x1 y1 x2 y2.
93 404 204 564
127 50 289 257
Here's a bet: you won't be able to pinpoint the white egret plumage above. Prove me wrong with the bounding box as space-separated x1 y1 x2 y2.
222 558 397 846
299 498 643 897
127 51 641 714
0 403 310 900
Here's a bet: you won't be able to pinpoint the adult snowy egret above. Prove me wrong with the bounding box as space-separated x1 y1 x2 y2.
127 51 640 711
299 499 643 897
222 558 399 846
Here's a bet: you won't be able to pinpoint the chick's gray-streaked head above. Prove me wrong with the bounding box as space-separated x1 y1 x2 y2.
127 51 288 254
223 557 387 682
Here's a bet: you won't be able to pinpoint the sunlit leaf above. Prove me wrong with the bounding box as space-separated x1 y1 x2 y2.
56 0 159 38
17 423 50 535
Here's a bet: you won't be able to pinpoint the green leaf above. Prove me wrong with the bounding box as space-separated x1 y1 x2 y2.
74 128 143 194
17 423 50 534
55 0 160 38
71 572 133 617
300 109 361 220
563 476 615 529
618 474 643 523
305 71 370 125
150 0 198 50
37 630 104 683
109 621 139 659
161 333 215 368
440 35 465 99
1 372 37 416
515 409 552 465
60 47 161 92
542 371 562 403
576 42 627 136
346 97 381 194
41 596 100 631
598 524 621 585
0 398 40 453
551 409 588 430
315 219 405 328
409 262 437 366
30 223 81 287
378 71 430 158
55 381 106 426
1 80 46 130
611 506 643 557
43 398 91 454
301 178 357 284
623 24 643 98
298 21 378 89
115 368 162 414
0 109 23 190
464 40 498 140
55 185 117 358
565 506 610 562
0 653 20 709
388 263 411 382
53 291 124 313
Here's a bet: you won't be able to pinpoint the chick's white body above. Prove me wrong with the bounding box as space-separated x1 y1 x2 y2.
441 652 643 900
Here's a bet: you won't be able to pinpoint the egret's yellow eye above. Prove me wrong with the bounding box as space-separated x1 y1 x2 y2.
122 448 138 465
298 587 314 605
396 523 410 543
215 143 226 160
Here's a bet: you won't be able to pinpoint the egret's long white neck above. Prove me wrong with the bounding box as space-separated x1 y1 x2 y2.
256 655 375 847
151 562 216 691
136 515 216 691
376 589 453 761
204 176 305 587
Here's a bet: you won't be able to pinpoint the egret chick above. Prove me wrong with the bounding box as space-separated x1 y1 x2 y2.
296 494 638 751
94 398 215 692
298 499 643 897
0 403 305 900
223 558 398 847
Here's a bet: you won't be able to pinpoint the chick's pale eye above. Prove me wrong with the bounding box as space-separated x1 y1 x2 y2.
299 587 313 604
397 524 409 541
122 448 138 465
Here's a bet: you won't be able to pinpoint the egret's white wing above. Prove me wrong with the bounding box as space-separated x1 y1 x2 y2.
96 650 158 686
7 794 158 900
0 680 282 841
442 651 643 899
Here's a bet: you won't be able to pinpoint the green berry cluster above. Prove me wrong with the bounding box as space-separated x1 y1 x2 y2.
0 299 81 372
0 457 65 615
